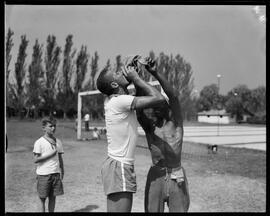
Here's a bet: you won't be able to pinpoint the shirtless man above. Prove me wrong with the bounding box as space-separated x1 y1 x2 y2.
135 57 190 212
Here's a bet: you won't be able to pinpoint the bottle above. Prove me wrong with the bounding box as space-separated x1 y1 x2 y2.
134 56 155 75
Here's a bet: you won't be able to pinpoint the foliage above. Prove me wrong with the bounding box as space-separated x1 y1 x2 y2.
196 84 219 111
5 31 265 122
5 28 14 110
12 35 29 118
225 85 253 121
82 51 100 118
225 85 265 123
249 86 266 115
56 35 76 119
89 51 99 90
115 54 121 74
43 35 62 115
26 40 44 118
75 45 89 92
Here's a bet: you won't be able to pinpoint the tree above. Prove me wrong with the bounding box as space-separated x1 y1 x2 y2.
90 51 99 90
74 45 89 93
12 35 29 118
197 84 219 112
249 86 266 115
115 54 121 74
56 35 76 119
105 59 111 69
26 39 44 118
155 52 195 120
5 28 14 117
43 35 61 116
225 85 254 122
83 51 100 119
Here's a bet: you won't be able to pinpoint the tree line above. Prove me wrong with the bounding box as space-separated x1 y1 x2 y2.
5 28 266 124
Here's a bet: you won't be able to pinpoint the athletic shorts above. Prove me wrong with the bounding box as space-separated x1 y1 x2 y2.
101 156 137 196
37 173 64 198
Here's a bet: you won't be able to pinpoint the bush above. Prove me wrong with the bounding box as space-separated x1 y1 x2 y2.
247 115 266 124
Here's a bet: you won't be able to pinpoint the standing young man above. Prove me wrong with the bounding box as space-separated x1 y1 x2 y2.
84 113 90 131
33 116 64 212
96 55 166 212
135 58 190 212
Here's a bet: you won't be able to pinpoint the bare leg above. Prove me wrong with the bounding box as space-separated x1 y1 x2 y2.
48 195 56 212
39 198 46 212
107 192 133 212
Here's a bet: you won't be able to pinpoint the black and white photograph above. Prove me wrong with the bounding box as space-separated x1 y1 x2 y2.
5 3 266 213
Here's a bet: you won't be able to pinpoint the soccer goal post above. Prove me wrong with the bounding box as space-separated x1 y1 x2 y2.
77 80 162 140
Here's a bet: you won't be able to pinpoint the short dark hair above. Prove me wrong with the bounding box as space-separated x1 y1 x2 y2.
96 67 114 96
154 103 170 121
42 116 56 127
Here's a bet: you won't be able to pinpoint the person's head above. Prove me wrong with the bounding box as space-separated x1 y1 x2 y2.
144 102 170 128
96 65 130 96
42 116 57 136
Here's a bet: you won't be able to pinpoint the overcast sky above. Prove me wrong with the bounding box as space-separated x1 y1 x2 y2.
5 5 266 94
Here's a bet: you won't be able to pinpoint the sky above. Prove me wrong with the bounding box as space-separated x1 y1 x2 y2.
5 5 266 94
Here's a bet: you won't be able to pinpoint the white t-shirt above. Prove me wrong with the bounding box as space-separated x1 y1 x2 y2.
92 130 99 139
33 137 64 175
84 114 90 121
104 94 138 165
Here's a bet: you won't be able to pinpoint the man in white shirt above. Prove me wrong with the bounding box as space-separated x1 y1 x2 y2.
96 55 166 212
84 113 90 131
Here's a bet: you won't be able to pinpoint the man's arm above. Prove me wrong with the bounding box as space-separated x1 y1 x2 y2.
123 65 166 110
58 153 64 180
145 59 183 126
33 149 57 163
134 83 155 133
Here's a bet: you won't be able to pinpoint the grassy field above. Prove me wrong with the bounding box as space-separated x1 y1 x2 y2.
5 120 266 212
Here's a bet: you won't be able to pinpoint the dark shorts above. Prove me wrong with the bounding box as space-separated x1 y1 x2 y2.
101 156 137 196
145 165 190 212
37 173 64 198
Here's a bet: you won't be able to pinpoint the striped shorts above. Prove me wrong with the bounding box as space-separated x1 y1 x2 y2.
101 156 137 196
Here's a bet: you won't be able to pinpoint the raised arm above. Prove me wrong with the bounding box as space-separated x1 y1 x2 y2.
134 84 155 133
123 65 166 110
145 58 183 127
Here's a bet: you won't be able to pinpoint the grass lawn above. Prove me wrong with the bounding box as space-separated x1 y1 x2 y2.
5 120 266 212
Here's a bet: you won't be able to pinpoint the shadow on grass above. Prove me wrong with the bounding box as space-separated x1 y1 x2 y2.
74 204 99 212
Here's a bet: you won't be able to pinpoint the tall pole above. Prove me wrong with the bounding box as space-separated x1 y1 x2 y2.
77 94 82 140
217 74 221 136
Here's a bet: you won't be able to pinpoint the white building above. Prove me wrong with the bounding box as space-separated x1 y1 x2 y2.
197 109 236 124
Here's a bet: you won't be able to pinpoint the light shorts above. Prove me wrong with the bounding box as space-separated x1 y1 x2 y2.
37 173 64 198
101 156 137 196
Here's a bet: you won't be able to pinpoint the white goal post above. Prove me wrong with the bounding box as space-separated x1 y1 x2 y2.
77 80 162 140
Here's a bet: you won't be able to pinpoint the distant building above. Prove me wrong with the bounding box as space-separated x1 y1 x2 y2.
197 109 236 124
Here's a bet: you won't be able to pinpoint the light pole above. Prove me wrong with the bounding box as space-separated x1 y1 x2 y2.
217 74 221 136
217 74 221 93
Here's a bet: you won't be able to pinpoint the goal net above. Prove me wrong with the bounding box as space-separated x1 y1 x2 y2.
76 80 161 141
